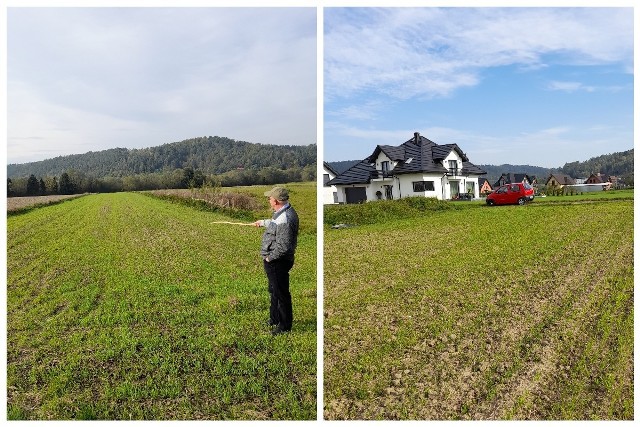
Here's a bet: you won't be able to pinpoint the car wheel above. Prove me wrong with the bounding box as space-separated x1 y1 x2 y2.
518 198 526 205
487 200 495 206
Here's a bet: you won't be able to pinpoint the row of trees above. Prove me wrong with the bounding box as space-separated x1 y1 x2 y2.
560 149 633 179
8 136 317 179
8 165 316 198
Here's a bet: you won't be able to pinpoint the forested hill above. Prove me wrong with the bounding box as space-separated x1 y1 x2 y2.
559 148 633 179
477 164 555 184
7 136 316 179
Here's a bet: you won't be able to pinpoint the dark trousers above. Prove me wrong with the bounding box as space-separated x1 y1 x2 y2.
263 258 294 331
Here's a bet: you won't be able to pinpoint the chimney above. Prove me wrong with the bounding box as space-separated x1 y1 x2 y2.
414 132 420 144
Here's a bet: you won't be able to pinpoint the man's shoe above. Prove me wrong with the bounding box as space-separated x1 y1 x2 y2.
271 325 290 336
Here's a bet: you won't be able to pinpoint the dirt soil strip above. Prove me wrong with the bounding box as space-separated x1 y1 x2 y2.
7 195 85 212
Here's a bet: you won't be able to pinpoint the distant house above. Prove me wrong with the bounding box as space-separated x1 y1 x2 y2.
323 162 339 204
327 132 486 204
478 178 493 195
493 173 537 188
546 173 576 187
585 173 610 184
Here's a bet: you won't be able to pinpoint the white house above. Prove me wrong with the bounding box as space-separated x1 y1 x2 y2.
323 162 339 204
327 132 486 204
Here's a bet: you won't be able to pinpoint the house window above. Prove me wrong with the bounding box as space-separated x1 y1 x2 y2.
412 181 435 192
323 173 330 186
466 182 475 194
448 160 458 175
381 161 390 173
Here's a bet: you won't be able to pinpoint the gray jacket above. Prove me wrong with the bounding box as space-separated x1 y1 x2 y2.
260 203 299 261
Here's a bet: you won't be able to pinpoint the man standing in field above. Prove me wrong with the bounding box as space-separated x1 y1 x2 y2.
254 187 299 336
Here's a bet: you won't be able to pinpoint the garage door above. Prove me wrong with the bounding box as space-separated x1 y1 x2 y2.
345 187 367 204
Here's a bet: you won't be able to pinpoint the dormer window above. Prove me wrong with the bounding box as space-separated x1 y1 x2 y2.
448 160 458 175
381 161 390 173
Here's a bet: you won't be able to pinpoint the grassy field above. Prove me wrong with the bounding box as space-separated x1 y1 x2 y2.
7 183 316 420
323 197 633 420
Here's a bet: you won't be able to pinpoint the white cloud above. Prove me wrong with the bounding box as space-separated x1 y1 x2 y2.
325 7 633 100
546 80 628 94
7 8 317 163
547 81 593 92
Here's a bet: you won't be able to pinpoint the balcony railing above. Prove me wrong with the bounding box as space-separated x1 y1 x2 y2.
370 170 394 180
447 168 461 176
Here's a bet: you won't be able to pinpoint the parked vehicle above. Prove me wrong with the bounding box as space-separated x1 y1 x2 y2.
486 182 534 206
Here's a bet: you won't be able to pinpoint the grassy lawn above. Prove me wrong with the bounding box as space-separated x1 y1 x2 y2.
7 184 316 420
533 189 634 202
323 198 633 420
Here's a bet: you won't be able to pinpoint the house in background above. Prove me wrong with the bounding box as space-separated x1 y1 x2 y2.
478 178 493 195
327 132 486 204
585 172 612 185
493 173 537 189
323 162 339 204
546 173 576 188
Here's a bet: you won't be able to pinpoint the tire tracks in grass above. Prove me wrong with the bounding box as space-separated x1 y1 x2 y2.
469 205 633 419
324 201 633 420
472 234 631 419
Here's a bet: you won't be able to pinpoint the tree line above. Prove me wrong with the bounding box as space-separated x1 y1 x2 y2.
559 148 633 184
7 165 316 198
7 136 316 179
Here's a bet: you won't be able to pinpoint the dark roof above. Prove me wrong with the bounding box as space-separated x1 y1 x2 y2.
462 161 486 175
366 145 405 162
586 173 609 183
478 177 492 188
547 173 576 185
328 133 486 185
493 173 532 188
326 160 375 185
323 161 339 176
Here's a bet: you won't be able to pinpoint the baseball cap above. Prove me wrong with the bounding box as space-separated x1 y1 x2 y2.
264 187 289 201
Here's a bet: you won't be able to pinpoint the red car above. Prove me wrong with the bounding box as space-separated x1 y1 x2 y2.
486 182 534 206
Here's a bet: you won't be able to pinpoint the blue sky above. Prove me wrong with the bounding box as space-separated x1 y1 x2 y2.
7 7 316 164
324 7 634 168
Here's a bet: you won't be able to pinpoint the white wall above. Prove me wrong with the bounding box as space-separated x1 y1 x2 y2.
397 175 443 200
373 152 393 172
323 167 338 204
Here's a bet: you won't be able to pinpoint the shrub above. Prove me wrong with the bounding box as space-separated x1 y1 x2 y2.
324 197 457 226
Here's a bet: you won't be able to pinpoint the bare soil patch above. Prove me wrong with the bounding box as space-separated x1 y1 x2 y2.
7 195 85 212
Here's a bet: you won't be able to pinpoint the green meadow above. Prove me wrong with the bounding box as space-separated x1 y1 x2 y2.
7 183 316 420
324 196 633 420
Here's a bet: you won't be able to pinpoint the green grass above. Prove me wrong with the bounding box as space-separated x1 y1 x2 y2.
7 184 316 420
323 198 633 420
534 189 634 203
232 182 317 235
324 196 456 226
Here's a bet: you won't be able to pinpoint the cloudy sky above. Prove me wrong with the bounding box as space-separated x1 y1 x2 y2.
7 7 317 164
324 7 633 168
